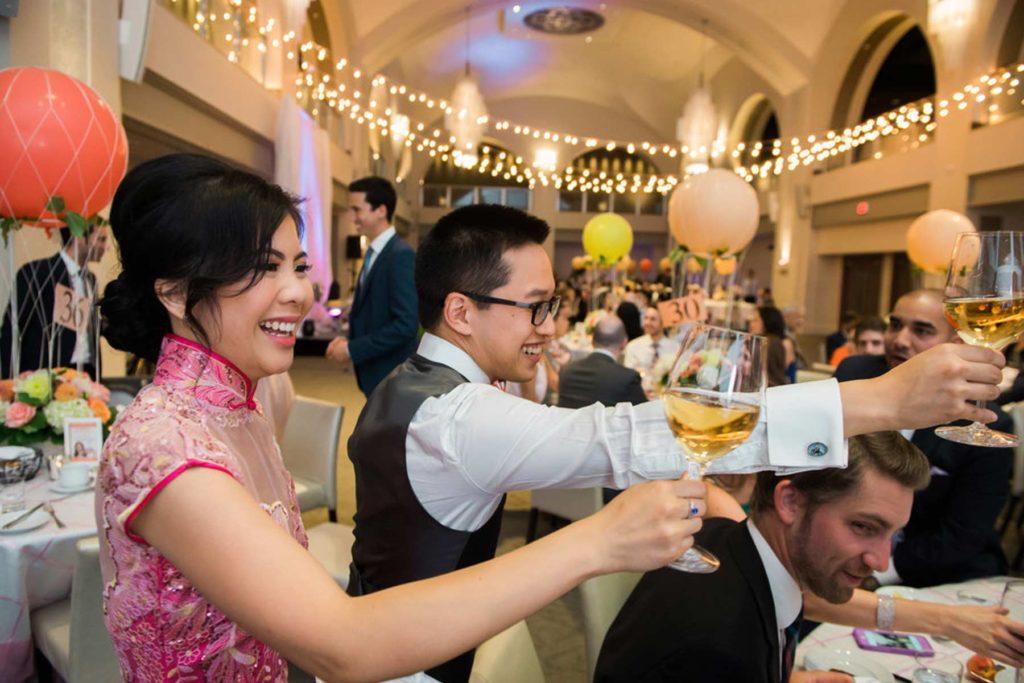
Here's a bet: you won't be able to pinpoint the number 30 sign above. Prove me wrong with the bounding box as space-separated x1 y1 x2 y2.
657 291 708 327
52 283 91 332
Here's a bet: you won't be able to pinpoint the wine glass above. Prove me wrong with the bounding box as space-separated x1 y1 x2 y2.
662 323 766 573
939 231 1024 447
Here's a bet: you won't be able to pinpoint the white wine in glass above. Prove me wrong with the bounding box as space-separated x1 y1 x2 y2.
938 231 1024 447
663 324 766 573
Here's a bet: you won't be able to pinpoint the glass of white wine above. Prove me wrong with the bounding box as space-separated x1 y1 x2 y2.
939 231 1024 447
662 323 766 573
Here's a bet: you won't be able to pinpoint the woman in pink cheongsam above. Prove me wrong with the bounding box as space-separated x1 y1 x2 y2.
95 154 703 682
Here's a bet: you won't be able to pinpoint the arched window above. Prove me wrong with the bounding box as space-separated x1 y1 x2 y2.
728 94 780 186
830 19 937 166
558 149 664 215
421 144 531 211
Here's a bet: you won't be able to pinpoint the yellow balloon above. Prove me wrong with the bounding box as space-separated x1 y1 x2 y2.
583 213 633 263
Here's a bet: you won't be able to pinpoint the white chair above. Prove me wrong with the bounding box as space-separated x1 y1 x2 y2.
525 487 603 542
280 396 355 589
469 620 545 683
31 537 121 682
578 571 642 681
280 395 343 521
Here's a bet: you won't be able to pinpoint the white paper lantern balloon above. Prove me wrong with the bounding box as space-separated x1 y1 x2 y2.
668 169 759 256
905 209 977 274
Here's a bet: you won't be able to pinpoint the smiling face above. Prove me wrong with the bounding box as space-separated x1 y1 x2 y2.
788 467 913 603
642 307 663 339
349 191 389 239
455 243 557 382
186 218 314 380
884 291 958 368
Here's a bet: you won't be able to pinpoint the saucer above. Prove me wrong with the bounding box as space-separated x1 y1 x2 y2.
49 480 93 494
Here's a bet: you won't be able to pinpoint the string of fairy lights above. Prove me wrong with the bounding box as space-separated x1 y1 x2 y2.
169 0 1024 194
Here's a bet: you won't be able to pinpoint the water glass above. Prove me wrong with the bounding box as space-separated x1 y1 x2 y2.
0 479 26 513
911 656 962 683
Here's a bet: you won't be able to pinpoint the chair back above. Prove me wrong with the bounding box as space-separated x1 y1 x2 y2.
529 487 602 522
69 537 121 682
280 395 343 515
579 571 642 681
469 620 544 683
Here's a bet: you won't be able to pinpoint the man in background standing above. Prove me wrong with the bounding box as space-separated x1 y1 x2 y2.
326 176 417 396
1 225 109 379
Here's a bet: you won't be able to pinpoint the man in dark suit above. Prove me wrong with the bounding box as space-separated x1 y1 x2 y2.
326 177 418 396
557 314 647 410
596 432 929 683
834 289 1013 585
558 314 647 503
1 225 108 379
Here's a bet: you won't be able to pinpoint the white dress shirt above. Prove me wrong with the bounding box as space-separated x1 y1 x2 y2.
58 249 92 366
747 519 803 680
406 332 848 532
360 226 396 282
623 334 681 370
389 334 846 683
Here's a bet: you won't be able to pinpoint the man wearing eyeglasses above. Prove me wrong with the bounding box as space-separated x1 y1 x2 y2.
346 205 1006 683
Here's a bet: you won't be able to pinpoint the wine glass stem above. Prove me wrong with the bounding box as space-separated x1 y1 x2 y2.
970 399 987 432
687 461 707 483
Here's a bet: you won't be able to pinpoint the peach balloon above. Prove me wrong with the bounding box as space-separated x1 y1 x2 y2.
668 169 759 257
906 210 977 274
714 256 737 276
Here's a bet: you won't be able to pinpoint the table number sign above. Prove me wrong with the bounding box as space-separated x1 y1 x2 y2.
657 291 708 327
52 283 91 332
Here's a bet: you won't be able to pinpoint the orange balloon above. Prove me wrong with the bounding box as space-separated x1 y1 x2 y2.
0 67 128 224
639 258 653 273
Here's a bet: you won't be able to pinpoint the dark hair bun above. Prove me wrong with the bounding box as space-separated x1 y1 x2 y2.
99 273 169 362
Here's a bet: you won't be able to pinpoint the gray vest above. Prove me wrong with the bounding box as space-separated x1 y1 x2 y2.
347 354 505 683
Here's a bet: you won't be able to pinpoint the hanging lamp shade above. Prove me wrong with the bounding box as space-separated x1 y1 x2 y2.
445 74 488 168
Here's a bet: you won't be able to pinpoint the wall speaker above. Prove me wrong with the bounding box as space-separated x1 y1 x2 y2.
345 235 363 259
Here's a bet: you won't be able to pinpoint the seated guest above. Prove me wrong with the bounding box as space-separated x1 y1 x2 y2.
750 306 795 386
826 311 858 361
596 432 930 683
853 316 886 357
704 476 1024 668
557 315 646 410
835 289 1013 585
623 307 680 372
615 301 643 340
1 223 109 379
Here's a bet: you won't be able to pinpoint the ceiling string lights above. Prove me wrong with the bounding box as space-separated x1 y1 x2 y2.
169 0 1024 192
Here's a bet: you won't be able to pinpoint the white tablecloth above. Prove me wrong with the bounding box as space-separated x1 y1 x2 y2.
797 576 1011 680
0 473 97 682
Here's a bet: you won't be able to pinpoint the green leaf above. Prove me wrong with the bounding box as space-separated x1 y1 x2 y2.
45 196 66 214
65 212 88 237
14 392 44 407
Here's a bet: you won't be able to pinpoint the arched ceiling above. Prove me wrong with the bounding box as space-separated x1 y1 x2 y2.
327 0 845 142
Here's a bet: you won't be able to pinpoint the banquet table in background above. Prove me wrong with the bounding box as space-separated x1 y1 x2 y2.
0 475 97 682
797 576 1012 680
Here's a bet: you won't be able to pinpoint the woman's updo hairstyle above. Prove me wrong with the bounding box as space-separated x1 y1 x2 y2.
101 154 303 361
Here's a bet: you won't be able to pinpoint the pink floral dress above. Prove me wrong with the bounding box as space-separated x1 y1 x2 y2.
96 334 308 681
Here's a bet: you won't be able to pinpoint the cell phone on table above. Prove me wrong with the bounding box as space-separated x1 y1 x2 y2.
852 628 934 657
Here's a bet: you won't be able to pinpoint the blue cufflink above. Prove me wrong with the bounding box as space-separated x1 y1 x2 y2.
807 442 828 457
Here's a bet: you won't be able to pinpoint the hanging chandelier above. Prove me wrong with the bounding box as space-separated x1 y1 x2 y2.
928 0 976 66
446 6 488 169
676 19 717 175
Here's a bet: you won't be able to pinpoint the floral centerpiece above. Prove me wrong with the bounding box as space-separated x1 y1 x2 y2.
0 368 116 446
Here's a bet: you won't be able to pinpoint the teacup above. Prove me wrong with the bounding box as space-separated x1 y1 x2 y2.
58 461 91 489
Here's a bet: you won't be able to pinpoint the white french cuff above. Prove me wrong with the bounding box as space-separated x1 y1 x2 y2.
760 379 847 472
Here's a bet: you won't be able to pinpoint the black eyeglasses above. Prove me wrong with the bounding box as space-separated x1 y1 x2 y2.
459 292 562 326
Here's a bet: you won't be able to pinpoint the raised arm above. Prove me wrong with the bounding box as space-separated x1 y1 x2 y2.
133 467 706 682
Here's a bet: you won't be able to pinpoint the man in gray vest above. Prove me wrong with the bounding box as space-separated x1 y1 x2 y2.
347 204 1004 683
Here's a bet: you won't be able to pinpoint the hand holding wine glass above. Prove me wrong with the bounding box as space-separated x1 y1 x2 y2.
662 324 766 573
938 231 1024 447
